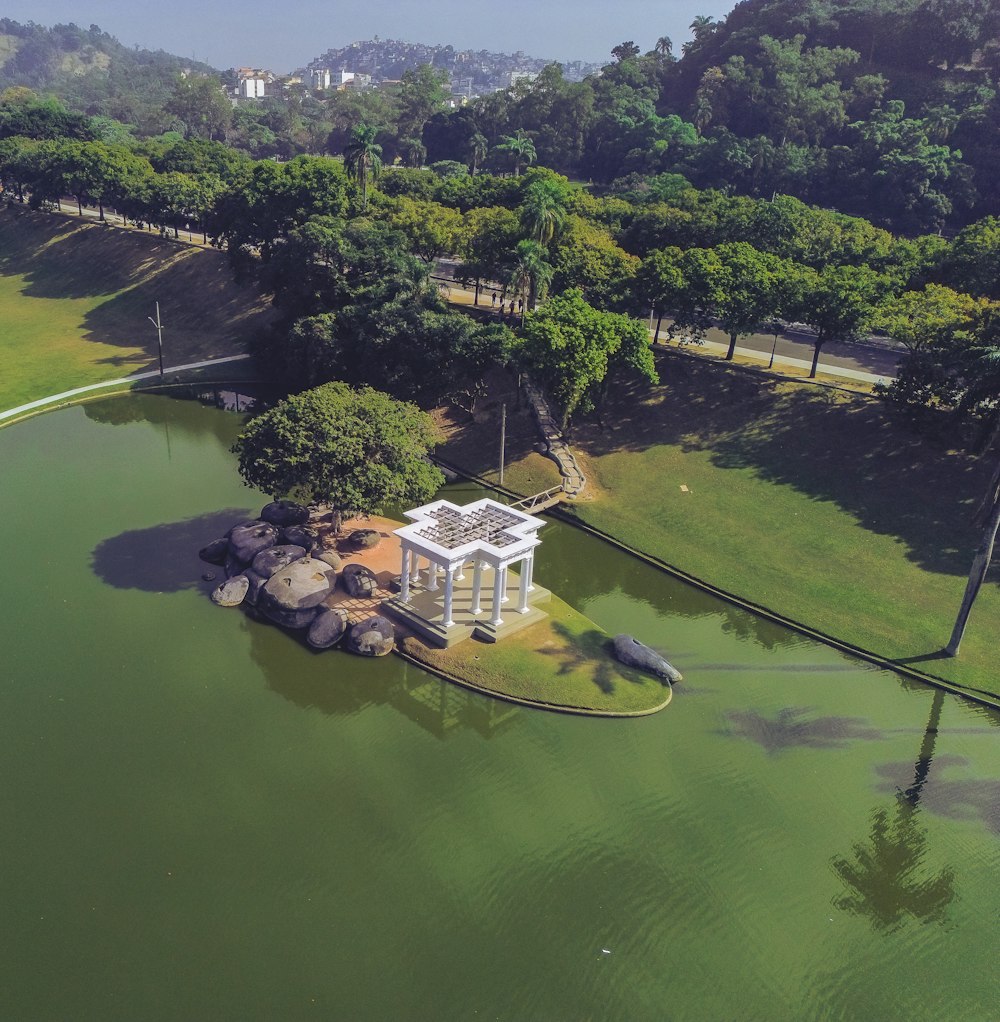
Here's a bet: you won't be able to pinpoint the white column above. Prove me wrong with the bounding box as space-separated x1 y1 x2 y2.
471 560 484 615
490 564 504 627
526 552 535 592
400 542 411 603
517 555 531 613
442 566 455 627
409 549 419 583
427 559 439 591
500 565 509 603
455 559 466 581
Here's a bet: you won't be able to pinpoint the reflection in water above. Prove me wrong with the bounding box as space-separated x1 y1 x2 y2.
246 619 520 741
91 509 251 592
831 690 956 930
536 514 807 652
723 707 883 753
195 388 258 413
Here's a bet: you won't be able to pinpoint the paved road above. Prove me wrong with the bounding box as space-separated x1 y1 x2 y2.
434 265 901 385
33 210 901 386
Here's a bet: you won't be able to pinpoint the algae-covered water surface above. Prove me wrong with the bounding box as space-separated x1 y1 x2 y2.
1 394 997 1021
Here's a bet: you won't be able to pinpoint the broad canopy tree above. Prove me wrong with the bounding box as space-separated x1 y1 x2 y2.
232 382 445 533
516 288 658 428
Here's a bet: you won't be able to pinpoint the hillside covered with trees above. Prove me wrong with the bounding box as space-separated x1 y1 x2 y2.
2 2 999 231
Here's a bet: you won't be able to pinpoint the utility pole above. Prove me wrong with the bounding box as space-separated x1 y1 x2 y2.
498 403 506 486
147 302 165 376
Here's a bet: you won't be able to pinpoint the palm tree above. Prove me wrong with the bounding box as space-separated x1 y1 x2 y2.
946 453 1000 656
519 180 567 246
654 36 674 59
343 123 383 212
496 130 536 177
399 137 426 169
467 132 488 176
690 14 718 41
510 239 554 322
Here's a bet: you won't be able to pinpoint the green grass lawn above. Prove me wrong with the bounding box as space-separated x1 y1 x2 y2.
401 592 671 715
0 207 273 410
574 353 999 694
441 351 999 697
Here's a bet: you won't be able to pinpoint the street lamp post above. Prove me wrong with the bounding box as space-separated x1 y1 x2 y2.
147 302 164 376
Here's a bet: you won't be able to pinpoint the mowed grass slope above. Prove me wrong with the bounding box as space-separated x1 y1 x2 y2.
0 207 273 409
565 350 999 693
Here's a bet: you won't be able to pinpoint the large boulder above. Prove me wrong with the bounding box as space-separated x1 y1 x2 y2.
346 615 395 656
228 521 279 564
224 554 245 579
257 603 320 630
281 524 320 550
261 556 336 612
211 574 250 607
252 544 308 579
612 635 683 683
346 528 381 551
243 569 268 608
307 607 349 649
198 537 229 565
341 562 379 598
260 499 310 527
314 549 343 571
225 518 258 538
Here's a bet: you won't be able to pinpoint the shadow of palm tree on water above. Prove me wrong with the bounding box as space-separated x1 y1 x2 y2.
831 690 956 931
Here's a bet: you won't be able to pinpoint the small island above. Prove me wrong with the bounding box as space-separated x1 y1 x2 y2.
202 382 676 716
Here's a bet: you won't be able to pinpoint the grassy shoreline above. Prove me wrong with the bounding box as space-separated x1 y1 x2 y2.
438 353 999 696
0 207 273 409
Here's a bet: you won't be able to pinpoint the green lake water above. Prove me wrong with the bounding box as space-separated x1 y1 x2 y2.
1 394 998 1021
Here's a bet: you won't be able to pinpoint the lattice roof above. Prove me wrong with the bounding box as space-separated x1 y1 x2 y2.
395 498 545 563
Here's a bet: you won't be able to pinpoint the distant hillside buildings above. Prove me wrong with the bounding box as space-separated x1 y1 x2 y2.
230 38 603 104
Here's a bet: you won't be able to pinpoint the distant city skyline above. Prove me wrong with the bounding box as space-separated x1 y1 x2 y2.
10 1 735 71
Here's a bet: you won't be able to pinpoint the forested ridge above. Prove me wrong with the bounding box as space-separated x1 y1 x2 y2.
2 2 999 229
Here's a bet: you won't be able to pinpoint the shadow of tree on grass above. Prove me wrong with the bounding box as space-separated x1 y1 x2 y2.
538 621 664 698
574 351 996 580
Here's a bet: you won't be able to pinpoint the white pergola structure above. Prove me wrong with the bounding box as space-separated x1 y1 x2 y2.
393 498 546 631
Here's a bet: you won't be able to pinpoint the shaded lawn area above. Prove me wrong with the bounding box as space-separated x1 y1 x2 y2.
0 207 273 410
433 368 563 496
557 348 999 694
401 592 670 714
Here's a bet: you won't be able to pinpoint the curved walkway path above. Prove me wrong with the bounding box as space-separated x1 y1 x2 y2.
522 378 587 497
0 354 252 424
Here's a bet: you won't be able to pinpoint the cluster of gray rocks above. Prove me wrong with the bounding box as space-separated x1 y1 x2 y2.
199 500 396 656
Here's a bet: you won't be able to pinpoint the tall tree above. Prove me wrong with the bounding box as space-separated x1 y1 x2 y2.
467 131 488 176
516 288 658 428
496 130 536 177
164 75 232 141
232 383 445 533
344 122 383 212
519 177 569 245
793 263 888 378
711 241 793 360
510 238 554 317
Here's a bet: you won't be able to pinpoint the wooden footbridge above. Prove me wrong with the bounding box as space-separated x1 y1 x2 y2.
509 486 564 515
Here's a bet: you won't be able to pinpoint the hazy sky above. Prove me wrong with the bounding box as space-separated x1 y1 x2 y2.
12 1 735 71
